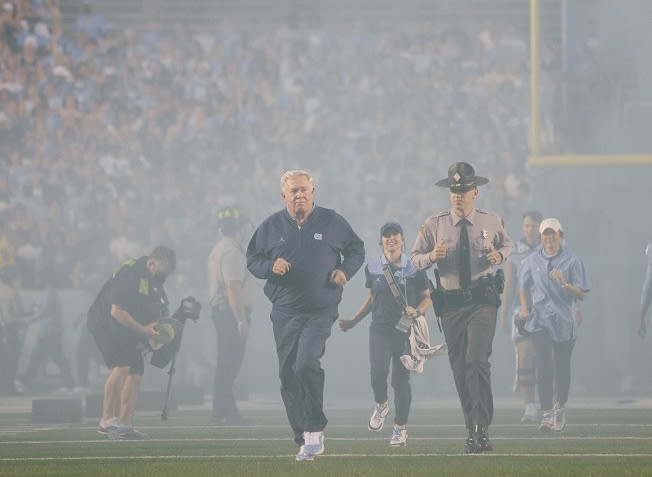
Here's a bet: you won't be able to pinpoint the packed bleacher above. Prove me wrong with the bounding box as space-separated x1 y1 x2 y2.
0 0 565 292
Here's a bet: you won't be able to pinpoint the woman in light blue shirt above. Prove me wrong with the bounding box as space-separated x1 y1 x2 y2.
516 218 590 434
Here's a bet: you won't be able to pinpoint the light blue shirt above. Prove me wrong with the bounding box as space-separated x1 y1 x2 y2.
509 237 540 342
519 246 590 342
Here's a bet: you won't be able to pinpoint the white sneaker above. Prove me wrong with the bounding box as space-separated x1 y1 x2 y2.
295 445 315 462
539 409 554 433
301 431 324 457
107 424 149 440
389 426 408 447
98 417 119 435
368 403 390 432
553 403 567 432
520 402 539 423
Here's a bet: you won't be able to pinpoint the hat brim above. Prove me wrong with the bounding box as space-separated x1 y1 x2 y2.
435 176 489 188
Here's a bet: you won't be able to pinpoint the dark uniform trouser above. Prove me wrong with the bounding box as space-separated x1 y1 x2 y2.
369 324 411 426
212 306 247 419
271 309 335 445
441 303 498 430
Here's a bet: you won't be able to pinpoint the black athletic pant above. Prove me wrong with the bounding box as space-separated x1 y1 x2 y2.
531 330 575 410
271 308 336 445
369 324 411 426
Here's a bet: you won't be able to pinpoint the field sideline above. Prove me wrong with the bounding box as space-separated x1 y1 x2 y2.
1 405 652 476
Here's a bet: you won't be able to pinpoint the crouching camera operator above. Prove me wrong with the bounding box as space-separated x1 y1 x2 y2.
87 246 176 439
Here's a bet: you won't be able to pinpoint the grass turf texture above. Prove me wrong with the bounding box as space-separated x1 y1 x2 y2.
1 408 652 476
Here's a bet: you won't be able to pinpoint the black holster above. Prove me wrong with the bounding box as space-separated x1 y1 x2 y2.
438 270 505 309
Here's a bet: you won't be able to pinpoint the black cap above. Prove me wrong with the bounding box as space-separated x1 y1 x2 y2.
435 162 488 192
380 221 403 239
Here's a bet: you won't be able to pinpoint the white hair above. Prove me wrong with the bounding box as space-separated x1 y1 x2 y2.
280 169 314 190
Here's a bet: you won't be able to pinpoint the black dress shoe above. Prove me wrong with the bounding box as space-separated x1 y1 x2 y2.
478 426 493 452
463 431 481 454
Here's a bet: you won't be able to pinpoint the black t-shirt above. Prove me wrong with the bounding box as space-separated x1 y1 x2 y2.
109 256 166 326
88 256 167 343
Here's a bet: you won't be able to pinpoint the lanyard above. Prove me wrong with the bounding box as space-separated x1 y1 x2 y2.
382 259 408 309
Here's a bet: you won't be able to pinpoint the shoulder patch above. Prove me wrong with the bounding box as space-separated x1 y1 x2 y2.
431 210 450 219
475 208 497 217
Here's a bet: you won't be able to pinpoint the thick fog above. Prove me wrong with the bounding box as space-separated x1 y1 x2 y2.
1 0 651 408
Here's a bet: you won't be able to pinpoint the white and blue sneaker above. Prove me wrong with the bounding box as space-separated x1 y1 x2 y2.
368 403 390 432
107 424 149 440
389 426 408 447
97 417 119 435
538 409 554 433
295 431 324 461
553 403 567 433
295 445 315 462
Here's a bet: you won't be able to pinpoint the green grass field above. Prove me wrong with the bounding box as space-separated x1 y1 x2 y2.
1 406 652 476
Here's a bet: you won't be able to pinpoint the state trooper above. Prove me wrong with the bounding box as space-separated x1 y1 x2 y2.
411 162 513 453
208 206 253 425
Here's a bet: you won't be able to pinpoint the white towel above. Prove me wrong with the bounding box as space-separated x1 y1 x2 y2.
400 315 447 373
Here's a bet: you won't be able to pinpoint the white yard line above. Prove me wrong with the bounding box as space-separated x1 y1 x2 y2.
1 453 652 462
2 436 652 445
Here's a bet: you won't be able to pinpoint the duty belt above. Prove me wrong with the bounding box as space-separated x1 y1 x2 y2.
441 278 494 306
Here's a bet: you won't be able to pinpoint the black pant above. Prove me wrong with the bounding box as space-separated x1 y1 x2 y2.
271 309 336 445
369 324 411 426
441 303 497 430
211 306 247 419
531 330 575 410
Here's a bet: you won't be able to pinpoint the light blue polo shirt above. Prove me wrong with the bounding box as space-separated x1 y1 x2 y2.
519 246 590 342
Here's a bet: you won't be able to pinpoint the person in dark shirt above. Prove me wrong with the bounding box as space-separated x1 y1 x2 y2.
338 221 431 447
246 169 365 462
88 246 175 439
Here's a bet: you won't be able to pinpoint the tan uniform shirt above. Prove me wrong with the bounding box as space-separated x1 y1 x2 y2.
208 237 253 311
411 208 514 290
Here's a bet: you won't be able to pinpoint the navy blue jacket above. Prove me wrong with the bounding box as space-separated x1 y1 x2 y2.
246 206 365 313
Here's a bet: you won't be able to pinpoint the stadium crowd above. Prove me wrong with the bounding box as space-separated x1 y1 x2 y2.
0 0 564 295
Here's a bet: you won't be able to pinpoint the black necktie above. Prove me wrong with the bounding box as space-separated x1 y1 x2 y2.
459 219 471 289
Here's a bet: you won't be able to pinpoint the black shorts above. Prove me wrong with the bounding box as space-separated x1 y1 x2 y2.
90 318 146 375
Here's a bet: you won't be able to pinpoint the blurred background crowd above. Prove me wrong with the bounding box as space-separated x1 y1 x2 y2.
1 0 650 398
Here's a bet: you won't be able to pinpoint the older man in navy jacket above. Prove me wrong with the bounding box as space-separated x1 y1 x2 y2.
247 169 365 462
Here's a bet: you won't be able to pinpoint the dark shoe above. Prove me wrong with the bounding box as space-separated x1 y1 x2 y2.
478 427 493 452
463 431 481 454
